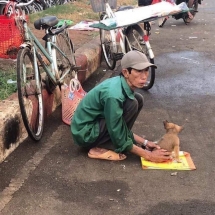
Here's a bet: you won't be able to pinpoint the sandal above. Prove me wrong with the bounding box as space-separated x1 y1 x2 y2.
88 150 126 161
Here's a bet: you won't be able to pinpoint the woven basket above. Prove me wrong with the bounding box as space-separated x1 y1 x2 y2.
61 78 86 125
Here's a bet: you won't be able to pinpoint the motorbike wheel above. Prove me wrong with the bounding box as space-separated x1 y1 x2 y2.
183 0 199 24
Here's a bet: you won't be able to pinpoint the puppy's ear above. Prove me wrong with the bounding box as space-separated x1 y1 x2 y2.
174 125 184 133
179 126 184 132
163 120 168 128
164 121 176 130
163 120 172 129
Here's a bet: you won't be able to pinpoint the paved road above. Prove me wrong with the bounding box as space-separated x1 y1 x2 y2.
1 1 215 214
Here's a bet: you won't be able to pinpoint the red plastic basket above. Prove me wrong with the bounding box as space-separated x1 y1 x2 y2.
0 2 24 59
0 15 23 59
61 78 86 125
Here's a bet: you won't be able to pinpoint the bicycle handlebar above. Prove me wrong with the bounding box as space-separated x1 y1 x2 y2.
16 0 35 8
0 0 34 6
0 1 10 3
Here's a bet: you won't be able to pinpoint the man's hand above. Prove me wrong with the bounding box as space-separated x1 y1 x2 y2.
130 144 171 163
145 140 160 151
146 149 171 163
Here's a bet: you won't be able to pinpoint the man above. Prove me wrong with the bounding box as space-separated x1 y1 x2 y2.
71 51 171 162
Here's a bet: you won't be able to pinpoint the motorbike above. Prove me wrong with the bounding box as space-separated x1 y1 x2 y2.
138 0 203 26
171 0 203 25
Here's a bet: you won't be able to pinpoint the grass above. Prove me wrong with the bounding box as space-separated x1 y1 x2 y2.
29 0 138 24
0 69 17 100
0 0 137 101
29 0 100 24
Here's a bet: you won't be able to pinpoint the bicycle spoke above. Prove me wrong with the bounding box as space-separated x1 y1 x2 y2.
100 28 116 70
17 47 44 141
55 30 76 85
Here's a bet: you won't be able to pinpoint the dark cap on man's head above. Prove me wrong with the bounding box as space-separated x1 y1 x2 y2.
121 50 157 70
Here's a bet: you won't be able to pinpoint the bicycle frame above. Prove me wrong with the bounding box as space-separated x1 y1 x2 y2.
15 0 77 141
103 3 135 55
21 20 72 91
141 26 154 59
104 3 121 53
106 1 155 58
116 28 127 54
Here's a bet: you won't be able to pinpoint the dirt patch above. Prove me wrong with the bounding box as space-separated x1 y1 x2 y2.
30 25 99 51
69 30 99 50
0 27 98 71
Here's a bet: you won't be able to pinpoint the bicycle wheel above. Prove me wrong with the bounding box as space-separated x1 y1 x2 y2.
23 6 30 15
17 47 44 141
55 30 76 85
100 28 116 70
100 14 116 70
37 0 48 9
32 2 43 12
125 25 155 90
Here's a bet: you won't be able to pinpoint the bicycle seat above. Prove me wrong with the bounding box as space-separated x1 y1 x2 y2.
116 5 134 12
34 16 59 30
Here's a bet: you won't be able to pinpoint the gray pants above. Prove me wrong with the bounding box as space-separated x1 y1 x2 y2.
86 92 144 149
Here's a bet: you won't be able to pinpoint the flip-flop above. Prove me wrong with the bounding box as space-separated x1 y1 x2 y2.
88 150 126 161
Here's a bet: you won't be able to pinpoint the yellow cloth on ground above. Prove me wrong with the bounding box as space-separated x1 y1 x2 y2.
141 151 196 170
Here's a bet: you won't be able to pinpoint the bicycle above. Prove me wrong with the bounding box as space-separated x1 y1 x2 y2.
90 0 156 90
11 0 78 141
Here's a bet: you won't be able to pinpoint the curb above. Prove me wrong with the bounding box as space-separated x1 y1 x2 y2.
0 36 101 163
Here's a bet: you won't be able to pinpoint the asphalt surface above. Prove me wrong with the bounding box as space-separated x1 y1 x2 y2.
1 1 215 214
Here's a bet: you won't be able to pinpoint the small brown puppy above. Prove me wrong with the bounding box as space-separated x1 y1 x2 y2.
157 120 184 162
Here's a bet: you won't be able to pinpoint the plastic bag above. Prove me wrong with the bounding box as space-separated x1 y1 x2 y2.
61 77 86 125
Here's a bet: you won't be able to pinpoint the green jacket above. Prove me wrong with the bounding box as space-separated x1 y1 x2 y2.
71 76 136 152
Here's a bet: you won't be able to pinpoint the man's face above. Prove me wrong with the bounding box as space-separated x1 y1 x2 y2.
122 68 149 90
